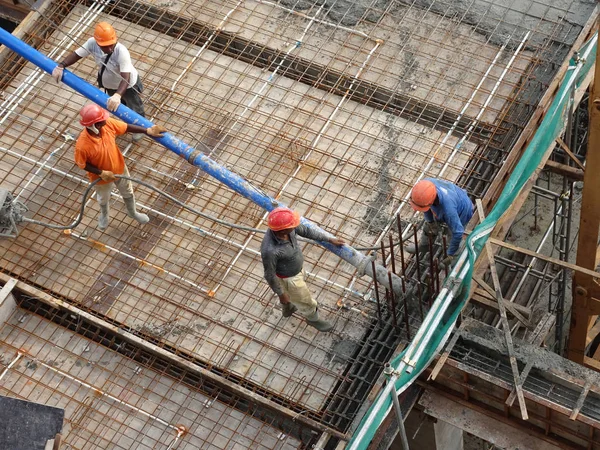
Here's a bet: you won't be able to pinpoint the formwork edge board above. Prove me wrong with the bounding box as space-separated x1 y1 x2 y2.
442 358 600 430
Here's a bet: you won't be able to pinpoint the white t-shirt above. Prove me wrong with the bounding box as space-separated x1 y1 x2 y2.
75 39 138 90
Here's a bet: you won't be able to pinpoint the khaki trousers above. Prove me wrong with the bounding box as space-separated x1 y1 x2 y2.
94 164 134 206
279 270 318 318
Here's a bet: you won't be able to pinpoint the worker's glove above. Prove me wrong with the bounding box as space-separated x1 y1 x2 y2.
99 170 116 182
423 221 440 235
329 237 345 246
441 254 456 268
146 125 167 137
51 65 64 83
107 93 121 112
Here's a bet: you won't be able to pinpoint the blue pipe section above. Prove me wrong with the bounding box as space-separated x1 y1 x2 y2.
0 27 406 296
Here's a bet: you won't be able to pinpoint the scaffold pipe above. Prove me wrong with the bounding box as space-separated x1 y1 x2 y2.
0 27 406 296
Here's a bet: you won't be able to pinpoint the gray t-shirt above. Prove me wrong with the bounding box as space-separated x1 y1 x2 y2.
260 224 332 296
75 39 138 90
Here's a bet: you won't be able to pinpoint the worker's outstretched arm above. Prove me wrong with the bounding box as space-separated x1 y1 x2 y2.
51 52 83 83
125 124 166 137
82 163 115 182
296 224 344 246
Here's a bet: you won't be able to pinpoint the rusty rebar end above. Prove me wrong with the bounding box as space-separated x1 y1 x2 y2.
176 424 189 436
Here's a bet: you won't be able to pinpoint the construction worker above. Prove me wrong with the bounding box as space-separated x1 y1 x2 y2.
261 207 345 332
75 103 165 230
406 178 474 266
52 22 146 141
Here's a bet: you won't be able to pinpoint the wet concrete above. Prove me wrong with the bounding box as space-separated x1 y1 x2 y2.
363 115 400 235
460 319 600 386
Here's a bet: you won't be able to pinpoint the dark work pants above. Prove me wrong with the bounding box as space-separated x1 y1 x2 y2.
106 78 145 117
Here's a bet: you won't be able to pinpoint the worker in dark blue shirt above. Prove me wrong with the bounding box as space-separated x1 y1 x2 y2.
405 178 474 265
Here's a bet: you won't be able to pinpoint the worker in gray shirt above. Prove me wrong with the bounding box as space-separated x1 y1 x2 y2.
261 207 345 332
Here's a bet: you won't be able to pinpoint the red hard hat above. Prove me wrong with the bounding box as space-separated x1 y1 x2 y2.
94 22 117 46
79 104 109 127
409 180 437 212
267 207 301 231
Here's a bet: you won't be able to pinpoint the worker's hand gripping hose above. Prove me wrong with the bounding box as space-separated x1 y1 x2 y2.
18 176 273 233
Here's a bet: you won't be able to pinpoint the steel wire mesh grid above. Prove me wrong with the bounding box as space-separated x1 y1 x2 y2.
0 305 303 449
0 0 592 437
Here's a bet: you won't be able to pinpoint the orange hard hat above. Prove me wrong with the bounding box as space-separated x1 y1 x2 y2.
94 22 117 46
79 104 109 127
267 207 301 231
409 180 437 212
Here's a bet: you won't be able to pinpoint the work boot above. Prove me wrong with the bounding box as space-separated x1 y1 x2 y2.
132 133 144 143
281 302 297 318
123 196 149 224
305 308 334 332
98 203 110 230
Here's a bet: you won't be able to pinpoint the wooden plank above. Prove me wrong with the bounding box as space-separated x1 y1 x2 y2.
556 137 585 171
588 318 600 346
471 291 532 320
489 238 600 280
584 356 600 372
476 200 528 420
429 328 462 381
472 275 534 329
544 159 584 181
527 312 556 347
506 313 555 407
0 278 17 305
569 381 591 420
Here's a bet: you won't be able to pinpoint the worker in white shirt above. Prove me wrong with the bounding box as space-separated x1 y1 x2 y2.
52 22 146 141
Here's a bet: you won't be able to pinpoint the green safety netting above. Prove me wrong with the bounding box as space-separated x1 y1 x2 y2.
347 32 597 450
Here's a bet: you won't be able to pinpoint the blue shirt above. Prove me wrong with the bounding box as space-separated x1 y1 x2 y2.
423 178 473 255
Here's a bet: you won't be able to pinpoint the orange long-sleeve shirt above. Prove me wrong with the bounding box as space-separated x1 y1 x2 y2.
74 118 127 185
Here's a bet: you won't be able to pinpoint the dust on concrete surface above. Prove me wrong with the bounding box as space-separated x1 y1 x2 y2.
278 0 594 48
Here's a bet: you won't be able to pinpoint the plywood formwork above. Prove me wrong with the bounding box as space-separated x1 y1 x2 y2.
0 0 593 441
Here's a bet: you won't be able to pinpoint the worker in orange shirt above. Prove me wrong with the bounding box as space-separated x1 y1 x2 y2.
75 104 165 230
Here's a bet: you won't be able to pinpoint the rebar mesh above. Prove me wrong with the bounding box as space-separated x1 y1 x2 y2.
0 0 593 442
0 304 304 449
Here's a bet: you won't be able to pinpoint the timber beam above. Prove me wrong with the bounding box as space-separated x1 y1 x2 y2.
544 159 584 181
568 16 600 365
